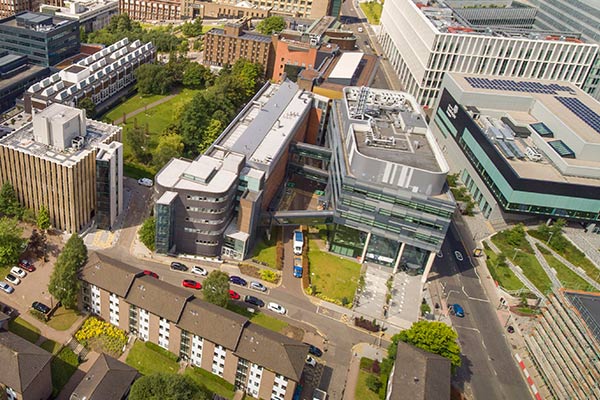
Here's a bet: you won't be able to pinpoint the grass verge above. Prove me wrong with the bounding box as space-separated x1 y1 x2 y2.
251 229 277 268
227 303 289 333
8 317 40 343
126 340 179 376
104 93 166 122
355 370 381 400
46 306 80 331
536 244 595 291
185 366 235 399
483 242 524 291
360 1 383 25
307 238 361 304
40 339 61 354
51 347 79 396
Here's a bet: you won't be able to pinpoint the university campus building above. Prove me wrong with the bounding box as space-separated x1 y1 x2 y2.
0 52 50 113
430 72 600 231
0 103 123 232
39 0 119 33
378 0 599 107
79 252 308 400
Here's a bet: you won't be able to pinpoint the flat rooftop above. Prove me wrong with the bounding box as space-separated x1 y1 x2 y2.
450 73 600 185
207 28 271 43
0 11 75 31
343 87 446 172
0 64 46 89
416 0 588 42
209 81 313 174
0 117 119 166
328 52 363 81
564 291 600 344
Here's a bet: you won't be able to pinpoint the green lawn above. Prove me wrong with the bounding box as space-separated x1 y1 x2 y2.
529 229 600 284
185 366 235 399
355 370 380 400
308 239 361 303
8 317 40 343
125 340 179 376
51 347 79 396
104 93 167 123
252 230 278 268
40 339 61 354
227 304 289 333
360 1 383 25
483 243 524 291
491 231 553 294
46 307 80 331
536 244 595 291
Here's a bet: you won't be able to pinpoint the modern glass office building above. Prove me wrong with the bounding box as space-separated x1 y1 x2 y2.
431 72 600 230
325 87 455 277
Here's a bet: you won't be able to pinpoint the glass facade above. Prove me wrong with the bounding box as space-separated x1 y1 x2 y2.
329 225 366 258
155 202 175 254
95 159 111 229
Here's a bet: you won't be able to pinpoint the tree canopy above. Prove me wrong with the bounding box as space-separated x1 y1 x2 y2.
203 271 230 307
36 206 51 231
135 63 175 95
256 16 286 35
0 182 23 219
77 97 96 118
0 217 25 267
139 216 156 251
397 321 462 371
182 18 203 37
129 373 210 400
48 234 88 309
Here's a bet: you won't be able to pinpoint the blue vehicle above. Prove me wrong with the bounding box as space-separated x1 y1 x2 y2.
450 303 465 317
229 276 247 286
293 256 303 278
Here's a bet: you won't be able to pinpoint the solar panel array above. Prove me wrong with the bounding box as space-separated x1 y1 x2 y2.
554 96 600 134
465 77 576 95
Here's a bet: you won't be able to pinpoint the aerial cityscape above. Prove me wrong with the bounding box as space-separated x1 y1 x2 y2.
0 0 598 399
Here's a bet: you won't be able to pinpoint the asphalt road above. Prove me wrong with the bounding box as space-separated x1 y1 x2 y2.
435 223 532 400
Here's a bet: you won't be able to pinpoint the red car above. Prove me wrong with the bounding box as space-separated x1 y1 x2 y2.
143 270 159 279
19 260 35 272
182 279 202 290
229 290 240 300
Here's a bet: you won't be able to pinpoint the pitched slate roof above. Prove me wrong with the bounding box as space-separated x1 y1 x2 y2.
235 323 309 381
178 298 248 350
125 274 192 323
389 342 451 400
0 330 52 393
80 252 140 297
70 353 138 400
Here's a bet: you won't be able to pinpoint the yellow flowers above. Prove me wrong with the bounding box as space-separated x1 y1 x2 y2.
75 317 127 350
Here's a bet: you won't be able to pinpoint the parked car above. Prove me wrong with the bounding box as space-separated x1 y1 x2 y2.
0 282 13 294
170 262 188 272
182 279 202 289
19 260 35 272
305 355 317 367
32 301 51 314
230 276 247 286
10 266 26 278
142 270 159 279
507 325 515 334
5 274 20 285
244 295 264 308
229 290 240 300
250 281 267 292
267 302 286 315
450 303 465 317
307 345 323 357
137 178 153 187
357 26 364 33
454 251 464 262
191 266 208 276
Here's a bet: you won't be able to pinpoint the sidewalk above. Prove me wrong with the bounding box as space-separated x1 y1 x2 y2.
343 343 386 400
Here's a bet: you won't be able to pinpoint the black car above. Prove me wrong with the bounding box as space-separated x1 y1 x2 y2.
307 345 323 357
244 295 264 308
32 301 51 314
230 276 247 286
170 262 188 272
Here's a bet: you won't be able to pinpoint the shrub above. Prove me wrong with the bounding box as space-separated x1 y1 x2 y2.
420 302 431 316
341 297 350 307
29 309 48 322
260 269 279 283
301 254 310 289
365 374 382 393
360 357 374 371
371 359 381 374
354 316 380 332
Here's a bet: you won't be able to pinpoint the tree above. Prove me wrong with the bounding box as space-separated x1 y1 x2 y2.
182 62 210 89
37 206 51 232
139 216 156 251
397 321 462 371
197 119 223 154
29 229 47 259
0 182 23 219
181 18 203 37
231 59 263 98
507 223 525 247
135 64 174 95
129 373 209 400
365 374 382 393
48 234 88 308
0 217 25 267
153 134 184 169
256 16 286 35
77 97 96 118
203 270 230 307
126 123 150 163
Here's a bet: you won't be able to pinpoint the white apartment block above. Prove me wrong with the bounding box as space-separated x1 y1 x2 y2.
379 0 599 107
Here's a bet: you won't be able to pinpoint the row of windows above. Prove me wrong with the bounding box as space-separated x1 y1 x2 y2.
186 206 227 213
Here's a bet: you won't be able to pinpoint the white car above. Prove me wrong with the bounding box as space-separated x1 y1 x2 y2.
137 178 153 187
454 251 464 262
0 282 14 294
5 274 20 285
10 266 26 278
357 27 364 33
267 302 286 315
305 355 317 367
191 266 208 276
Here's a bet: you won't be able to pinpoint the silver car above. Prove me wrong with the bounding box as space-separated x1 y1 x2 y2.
250 281 267 292
0 282 14 294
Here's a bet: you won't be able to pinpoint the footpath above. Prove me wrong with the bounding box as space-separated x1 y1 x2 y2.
111 88 180 125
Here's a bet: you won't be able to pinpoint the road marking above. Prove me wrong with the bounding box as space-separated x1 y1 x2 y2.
461 286 490 302
454 325 480 333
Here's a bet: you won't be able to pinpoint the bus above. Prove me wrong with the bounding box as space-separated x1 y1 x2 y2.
293 230 304 255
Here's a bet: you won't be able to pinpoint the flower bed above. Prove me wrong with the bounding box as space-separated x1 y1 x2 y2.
75 317 127 357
